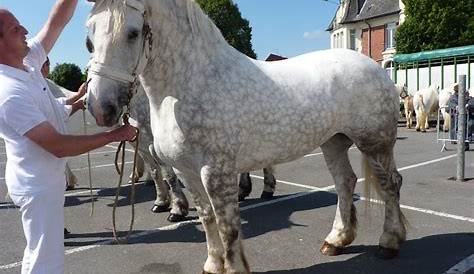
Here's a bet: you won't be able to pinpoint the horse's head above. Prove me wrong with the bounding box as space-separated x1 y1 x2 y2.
397 83 409 99
85 0 151 127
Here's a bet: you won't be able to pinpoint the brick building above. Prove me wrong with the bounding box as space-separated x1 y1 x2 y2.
327 0 405 78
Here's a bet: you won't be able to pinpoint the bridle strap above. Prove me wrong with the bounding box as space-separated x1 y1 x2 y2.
88 63 136 83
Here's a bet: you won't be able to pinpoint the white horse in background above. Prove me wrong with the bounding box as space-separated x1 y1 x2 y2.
396 84 414 129
46 79 79 189
438 83 458 132
85 1 406 273
413 85 439 132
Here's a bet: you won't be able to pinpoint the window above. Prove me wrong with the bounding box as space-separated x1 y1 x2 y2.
385 23 397 49
349 29 356 50
385 61 394 79
333 31 344 49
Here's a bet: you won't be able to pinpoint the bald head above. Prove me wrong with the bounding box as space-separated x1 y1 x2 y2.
0 8 11 37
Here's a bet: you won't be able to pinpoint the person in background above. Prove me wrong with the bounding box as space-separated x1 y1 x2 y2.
448 85 472 150
0 1 137 273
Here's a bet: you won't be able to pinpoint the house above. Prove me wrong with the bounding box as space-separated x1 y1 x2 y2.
265 53 288 62
327 0 405 77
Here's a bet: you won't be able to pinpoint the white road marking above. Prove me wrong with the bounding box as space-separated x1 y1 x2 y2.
0 153 472 271
444 254 474 274
250 153 473 223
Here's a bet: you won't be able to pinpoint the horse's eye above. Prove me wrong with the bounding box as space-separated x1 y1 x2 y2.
86 37 94 53
127 29 139 41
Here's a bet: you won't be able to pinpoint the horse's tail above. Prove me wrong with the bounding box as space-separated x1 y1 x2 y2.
361 155 382 209
417 94 425 113
361 155 409 228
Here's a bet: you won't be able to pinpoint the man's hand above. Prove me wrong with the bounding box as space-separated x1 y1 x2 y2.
66 82 87 105
69 99 85 116
109 125 138 142
77 82 87 98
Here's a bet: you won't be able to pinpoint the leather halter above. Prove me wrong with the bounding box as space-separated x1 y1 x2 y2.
399 87 409 99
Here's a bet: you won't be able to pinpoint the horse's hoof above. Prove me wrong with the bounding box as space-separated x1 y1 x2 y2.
167 213 186 222
151 204 169 213
320 241 343 256
416 128 420 132
260 191 274 200
376 246 399 259
421 130 426 133
66 185 75 191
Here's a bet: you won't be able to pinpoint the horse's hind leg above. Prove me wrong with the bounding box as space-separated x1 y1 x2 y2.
319 134 358 256
261 166 276 199
361 148 406 259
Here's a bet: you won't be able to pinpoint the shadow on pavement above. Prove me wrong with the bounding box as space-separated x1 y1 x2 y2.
254 232 474 274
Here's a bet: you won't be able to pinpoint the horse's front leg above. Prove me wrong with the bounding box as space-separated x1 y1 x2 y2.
404 101 411 129
201 167 250 274
176 170 225 274
128 153 145 184
238 173 252 201
162 166 189 222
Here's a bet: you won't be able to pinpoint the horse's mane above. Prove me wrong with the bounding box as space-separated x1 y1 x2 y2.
179 0 227 44
88 0 227 47
87 0 127 44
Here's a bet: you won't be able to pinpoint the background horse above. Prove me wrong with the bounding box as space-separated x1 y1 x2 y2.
85 1 406 273
413 85 439 132
46 79 78 189
396 84 414 129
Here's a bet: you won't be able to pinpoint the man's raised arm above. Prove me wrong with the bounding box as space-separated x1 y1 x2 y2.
37 0 79 55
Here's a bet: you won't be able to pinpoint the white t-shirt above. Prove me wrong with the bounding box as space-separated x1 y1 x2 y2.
0 39 71 195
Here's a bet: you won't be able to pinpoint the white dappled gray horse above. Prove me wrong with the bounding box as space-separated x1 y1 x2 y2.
85 1 405 273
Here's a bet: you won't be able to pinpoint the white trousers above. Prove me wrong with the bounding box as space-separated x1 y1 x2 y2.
10 188 65 274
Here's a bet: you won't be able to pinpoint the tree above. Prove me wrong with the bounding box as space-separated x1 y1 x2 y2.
49 63 84 92
196 0 257 59
396 0 474 54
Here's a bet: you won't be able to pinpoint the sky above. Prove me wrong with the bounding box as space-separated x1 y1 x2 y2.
0 0 339 71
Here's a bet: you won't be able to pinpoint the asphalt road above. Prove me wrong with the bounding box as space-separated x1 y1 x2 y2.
0 112 473 274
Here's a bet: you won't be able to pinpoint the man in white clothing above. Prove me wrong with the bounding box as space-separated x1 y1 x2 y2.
0 1 137 273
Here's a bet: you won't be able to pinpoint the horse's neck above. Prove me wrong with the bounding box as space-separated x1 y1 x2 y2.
144 0 246 99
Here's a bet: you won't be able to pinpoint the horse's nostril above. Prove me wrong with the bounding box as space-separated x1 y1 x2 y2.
104 104 117 118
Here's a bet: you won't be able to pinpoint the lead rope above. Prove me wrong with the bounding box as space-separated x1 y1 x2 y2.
83 109 95 216
112 108 140 244
83 79 95 216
